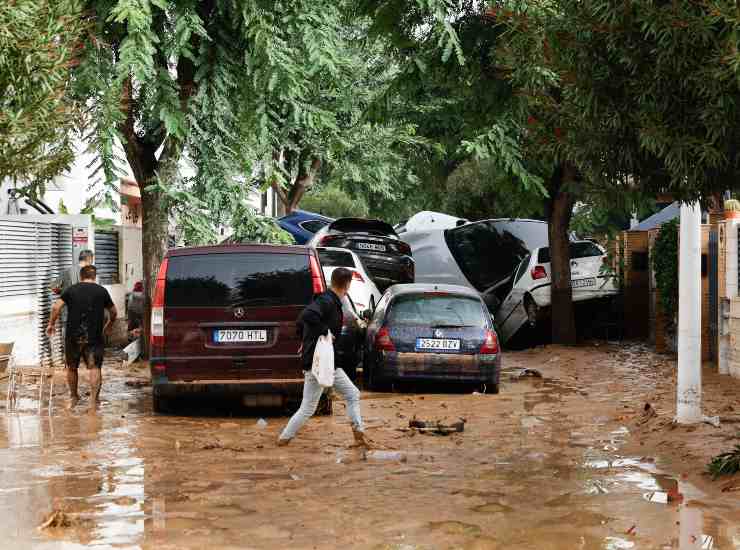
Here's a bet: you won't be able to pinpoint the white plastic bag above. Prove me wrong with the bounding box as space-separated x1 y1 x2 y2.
311 331 335 388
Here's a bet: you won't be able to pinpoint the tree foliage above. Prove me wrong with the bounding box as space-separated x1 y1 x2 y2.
652 219 679 326
300 184 370 219
0 0 84 188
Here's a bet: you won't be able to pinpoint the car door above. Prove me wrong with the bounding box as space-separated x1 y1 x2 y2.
496 254 531 340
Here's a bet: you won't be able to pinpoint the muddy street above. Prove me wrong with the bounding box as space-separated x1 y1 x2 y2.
1 343 739 549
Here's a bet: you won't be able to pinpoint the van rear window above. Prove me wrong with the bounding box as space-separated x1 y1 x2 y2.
166 253 312 307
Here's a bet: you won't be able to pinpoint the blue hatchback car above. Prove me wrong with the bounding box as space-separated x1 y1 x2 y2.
277 210 334 244
364 284 502 393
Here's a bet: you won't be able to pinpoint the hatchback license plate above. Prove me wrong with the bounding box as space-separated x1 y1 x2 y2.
357 242 387 252
572 277 596 289
214 329 267 343
416 338 460 351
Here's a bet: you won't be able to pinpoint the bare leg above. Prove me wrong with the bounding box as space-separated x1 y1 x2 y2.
89 368 102 406
66 369 80 407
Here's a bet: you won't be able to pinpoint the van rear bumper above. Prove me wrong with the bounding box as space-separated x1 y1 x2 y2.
152 378 304 398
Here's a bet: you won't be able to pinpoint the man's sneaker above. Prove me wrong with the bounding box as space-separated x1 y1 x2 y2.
277 437 291 447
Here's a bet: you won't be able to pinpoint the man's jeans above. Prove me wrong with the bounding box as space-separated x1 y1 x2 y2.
279 368 363 441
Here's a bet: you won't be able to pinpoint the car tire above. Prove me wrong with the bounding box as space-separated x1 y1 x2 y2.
315 394 333 416
152 390 172 414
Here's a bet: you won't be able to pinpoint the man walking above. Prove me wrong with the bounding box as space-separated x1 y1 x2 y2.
278 268 368 447
53 249 94 295
47 265 117 408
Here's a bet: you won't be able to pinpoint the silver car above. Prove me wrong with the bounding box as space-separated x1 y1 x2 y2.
400 217 551 342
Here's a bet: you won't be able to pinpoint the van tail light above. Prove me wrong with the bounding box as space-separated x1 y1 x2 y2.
352 271 364 282
531 265 547 280
480 330 499 354
310 255 326 294
150 258 168 354
374 326 395 352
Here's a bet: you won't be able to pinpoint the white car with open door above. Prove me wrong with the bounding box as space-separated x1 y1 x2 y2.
496 241 618 342
316 247 382 313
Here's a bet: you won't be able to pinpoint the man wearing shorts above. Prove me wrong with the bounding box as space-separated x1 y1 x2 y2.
47 265 117 408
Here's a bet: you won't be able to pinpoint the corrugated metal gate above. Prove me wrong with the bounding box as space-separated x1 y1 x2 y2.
94 230 119 284
0 218 72 366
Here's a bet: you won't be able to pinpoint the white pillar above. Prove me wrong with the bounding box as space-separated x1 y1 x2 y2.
676 202 702 424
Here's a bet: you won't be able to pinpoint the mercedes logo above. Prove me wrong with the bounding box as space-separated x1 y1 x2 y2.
234 307 245 319
434 329 443 338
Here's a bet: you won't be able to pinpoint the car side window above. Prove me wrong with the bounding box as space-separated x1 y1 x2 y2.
373 293 391 322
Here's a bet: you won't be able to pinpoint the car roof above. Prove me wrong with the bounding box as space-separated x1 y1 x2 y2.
386 283 483 299
278 209 334 223
167 243 312 257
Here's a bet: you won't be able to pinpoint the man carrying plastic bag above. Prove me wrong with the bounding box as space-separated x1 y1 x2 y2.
278 267 368 447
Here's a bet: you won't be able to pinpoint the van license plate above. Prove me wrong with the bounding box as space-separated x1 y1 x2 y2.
214 329 267 343
416 338 460 351
357 242 387 252
572 278 596 289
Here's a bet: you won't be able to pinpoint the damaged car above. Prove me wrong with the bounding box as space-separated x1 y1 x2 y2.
308 218 414 292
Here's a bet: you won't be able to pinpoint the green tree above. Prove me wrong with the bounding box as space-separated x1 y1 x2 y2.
494 0 740 343
69 1 459 353
299 184 370 219
0 0 84 188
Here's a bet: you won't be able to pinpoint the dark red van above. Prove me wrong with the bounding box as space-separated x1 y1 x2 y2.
149 244 325 412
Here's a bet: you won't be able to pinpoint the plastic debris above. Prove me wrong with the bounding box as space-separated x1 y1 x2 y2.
38 510 73 530
364 450 407 463
408 417 465 435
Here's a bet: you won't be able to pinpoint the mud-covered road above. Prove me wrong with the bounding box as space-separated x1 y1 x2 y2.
1 343 739 549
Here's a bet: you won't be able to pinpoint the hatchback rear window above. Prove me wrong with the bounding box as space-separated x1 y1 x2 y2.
388 294 487 328
537 242 603 263
318 248 357 268
300 220 329 233
166 253 312 307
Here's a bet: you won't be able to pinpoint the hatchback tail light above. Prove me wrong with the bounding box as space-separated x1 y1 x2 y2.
352 271 364 282
310 255 326 294
397 241 411 255
531 265 547 280
374 326 395 352
480 330 499 354
150 258 168 355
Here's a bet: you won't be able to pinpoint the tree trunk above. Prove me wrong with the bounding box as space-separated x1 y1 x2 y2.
273 156 321 213
545 163 577 345
140 182 169 356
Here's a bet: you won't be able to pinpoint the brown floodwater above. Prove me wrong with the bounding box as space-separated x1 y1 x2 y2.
1 343 739 549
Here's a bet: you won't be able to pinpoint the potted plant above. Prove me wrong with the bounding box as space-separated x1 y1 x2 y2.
724 199 740 220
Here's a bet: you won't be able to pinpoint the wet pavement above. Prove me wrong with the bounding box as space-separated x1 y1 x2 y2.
1 343 739 549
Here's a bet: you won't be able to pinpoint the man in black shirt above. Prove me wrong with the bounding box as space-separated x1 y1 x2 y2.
278 268 367 447
47 265 118 408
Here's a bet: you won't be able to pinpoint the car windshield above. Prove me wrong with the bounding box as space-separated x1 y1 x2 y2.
537 242 602 263
387 294 487 328
318 248 357 268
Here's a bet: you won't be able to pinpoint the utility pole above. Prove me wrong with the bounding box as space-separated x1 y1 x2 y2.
676 201 702 424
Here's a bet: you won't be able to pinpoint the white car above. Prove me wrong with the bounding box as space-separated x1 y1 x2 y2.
495 241 618 342
316 247 382 312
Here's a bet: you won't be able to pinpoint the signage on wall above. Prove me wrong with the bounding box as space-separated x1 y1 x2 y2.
72 227 89 246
